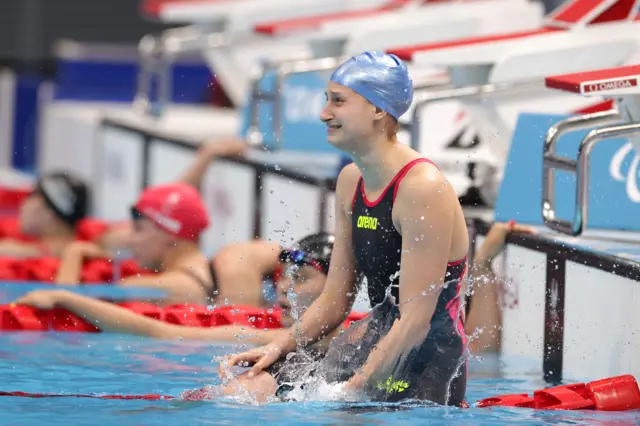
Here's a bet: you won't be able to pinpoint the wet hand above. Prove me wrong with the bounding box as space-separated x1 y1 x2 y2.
344 373 366 392
218 342 284 380
14 289 65 310
202 139 248 160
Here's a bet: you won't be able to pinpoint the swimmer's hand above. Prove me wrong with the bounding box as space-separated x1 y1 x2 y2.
218 342 284 380
343 373 367 394
15 289 66 310
201 139 248 160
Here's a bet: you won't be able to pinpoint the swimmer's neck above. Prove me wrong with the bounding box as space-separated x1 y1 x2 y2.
350 136 417 191
161 242 205 272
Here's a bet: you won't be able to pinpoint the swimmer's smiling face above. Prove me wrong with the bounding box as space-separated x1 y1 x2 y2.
276 264 326 328
320 81 386 150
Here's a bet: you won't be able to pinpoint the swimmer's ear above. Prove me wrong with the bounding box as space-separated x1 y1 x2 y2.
372 106 386 121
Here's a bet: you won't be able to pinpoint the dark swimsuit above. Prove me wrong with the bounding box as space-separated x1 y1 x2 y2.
176 261 219 303
271 159 469 406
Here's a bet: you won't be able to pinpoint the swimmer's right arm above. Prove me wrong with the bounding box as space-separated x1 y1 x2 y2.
224 166 360 376
15 289 277 345
179 139 247 189
277 165 360 351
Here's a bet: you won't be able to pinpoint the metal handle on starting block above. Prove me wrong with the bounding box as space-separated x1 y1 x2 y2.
246 56 346 149
135 25 227 117
409 79 542 152
541 110 640 236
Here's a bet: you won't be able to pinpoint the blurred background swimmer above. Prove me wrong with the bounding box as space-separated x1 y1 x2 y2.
0 171 90 257
15 232 342 344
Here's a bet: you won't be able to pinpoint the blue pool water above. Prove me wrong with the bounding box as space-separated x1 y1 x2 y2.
1 286 640 425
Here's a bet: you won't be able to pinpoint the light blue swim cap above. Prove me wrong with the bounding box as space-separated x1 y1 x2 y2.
329 51 413 120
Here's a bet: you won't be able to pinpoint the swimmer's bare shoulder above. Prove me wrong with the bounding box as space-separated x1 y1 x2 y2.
393 161 468 259
395 160 458 207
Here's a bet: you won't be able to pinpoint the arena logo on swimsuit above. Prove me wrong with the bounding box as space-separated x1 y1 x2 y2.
357 215 378 230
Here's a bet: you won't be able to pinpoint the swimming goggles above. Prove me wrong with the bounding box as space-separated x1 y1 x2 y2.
279 249 326 274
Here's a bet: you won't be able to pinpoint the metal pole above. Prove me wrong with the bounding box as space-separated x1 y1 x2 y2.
542 110 621 235
135 24 229 117
577 123 640 233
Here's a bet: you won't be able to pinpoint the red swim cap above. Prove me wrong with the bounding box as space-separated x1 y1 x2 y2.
133 183 209 241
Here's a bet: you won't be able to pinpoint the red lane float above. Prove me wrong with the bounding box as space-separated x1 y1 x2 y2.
0 187 31 214
0 390 173 400
0 256 152 283
0 215 113 244
2 375 639 410
0 302 369 332
477 375 640 411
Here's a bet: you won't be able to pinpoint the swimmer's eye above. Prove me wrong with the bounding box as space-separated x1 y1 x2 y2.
325 92 345 105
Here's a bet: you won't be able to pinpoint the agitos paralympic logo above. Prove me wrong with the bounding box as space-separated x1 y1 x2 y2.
609 142 640 203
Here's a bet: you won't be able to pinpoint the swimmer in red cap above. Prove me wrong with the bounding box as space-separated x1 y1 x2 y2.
51 140 272 307
53 181 216 304
120 182 214 304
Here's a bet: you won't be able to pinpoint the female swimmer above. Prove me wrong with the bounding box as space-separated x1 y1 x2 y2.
221 51 470 406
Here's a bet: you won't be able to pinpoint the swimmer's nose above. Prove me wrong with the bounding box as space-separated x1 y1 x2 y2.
320 104 334 123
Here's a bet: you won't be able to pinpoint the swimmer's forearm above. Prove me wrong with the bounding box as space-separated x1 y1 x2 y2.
54 252 84 285
0 240 41 257
55 291 170 336
55 291 279 343
179 150 216 189
280 293 350 352
168 325 277 345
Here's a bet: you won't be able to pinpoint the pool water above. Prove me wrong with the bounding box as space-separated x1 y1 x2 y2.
2 332 640 425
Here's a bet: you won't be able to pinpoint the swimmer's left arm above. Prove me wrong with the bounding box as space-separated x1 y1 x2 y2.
346 171 458 390
0 240 42 257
